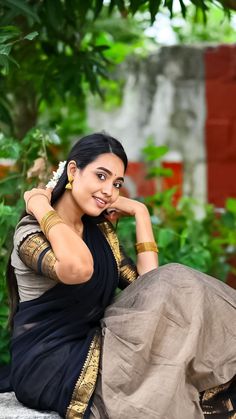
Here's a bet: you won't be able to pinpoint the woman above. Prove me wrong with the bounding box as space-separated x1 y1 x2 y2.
2 133 236 418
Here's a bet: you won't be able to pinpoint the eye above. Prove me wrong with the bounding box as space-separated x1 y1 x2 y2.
114 182 123 189
97 173 106 181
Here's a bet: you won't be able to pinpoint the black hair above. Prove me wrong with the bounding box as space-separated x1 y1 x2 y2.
7 132 128 329
51 132 128 206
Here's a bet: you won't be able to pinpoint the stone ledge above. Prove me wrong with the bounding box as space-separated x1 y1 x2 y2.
0 393 61 418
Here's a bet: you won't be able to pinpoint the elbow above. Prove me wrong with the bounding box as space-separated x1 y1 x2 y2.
56 260 94 284
137 261 158 276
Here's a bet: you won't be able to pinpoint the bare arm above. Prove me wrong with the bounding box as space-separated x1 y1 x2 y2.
134 204 158 275
106 197 158 276
24 189 94 284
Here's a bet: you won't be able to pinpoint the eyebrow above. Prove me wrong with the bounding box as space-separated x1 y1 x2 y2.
96 167 124 182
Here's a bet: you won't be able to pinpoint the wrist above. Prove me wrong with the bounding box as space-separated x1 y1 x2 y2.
133 203 149 217
27 194 50 215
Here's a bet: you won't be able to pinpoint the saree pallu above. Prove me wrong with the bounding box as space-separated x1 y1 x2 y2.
10 216 119 419
90 263 236 419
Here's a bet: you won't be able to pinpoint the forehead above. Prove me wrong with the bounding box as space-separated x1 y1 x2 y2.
87 153 125 176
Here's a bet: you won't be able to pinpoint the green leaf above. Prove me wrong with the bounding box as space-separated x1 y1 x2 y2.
149 0 162 23
164 0 174 17
147 167 173 178
3 0 40 22
221 212 235 229
116 0 127 15
23 31 38 41
225 198 236 214
0 305 9 317
0 26 21 43
130 0 147 15
0 54 9 72
94 0 104 19
142 143 169 161
93 44 110 52
0 102 12 126
180 228 188 248
7 54 19 68
0 44 11 55
108 0 116 15
158 228 176 247
45 0 64 29
179 0 187 18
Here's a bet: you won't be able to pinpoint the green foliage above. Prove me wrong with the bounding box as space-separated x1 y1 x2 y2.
0 26 38 73
117 140 236 281
0 128 66 364
118 192 236 282
0 1 151 139
142 137 173 188
172 3 236 43
0 200 23 364
0 129 63 199
0 0 235 139
38 96 88 146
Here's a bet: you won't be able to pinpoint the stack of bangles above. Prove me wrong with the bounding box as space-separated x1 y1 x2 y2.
135 242 159 254
39 209 158 254
40 210 64 240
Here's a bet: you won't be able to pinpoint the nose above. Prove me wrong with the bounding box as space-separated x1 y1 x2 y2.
102 181 113 197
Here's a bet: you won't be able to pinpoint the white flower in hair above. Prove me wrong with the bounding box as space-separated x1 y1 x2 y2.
46 160 67 189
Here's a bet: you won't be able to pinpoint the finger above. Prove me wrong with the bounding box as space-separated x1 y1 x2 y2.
104 212 120 223
105 208 118 215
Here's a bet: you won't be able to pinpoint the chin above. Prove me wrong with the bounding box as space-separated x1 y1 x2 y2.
84 207 105 217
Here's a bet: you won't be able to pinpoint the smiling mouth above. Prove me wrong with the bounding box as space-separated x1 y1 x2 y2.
93 196 108 207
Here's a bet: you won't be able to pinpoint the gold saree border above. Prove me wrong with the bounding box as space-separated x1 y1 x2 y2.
66 332 101 419
98 221 138 286
201 378 236 416
97 221 121 274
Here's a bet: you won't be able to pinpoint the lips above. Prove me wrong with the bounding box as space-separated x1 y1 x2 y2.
93 196 107 208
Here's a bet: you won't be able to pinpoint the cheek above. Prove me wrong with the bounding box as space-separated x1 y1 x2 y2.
111 189 120 202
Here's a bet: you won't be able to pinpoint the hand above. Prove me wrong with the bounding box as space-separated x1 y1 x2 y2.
104 196 147 223
24 188 52 215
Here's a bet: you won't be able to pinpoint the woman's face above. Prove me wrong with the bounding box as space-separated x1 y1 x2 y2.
68 153 125 216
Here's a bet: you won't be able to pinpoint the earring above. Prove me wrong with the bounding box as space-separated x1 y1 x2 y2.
65 175 74 190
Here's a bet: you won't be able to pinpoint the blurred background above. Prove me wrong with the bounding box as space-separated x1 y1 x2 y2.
1 0 236 364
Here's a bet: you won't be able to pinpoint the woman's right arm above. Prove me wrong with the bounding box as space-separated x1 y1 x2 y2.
105 196 158 276
24 189 94 285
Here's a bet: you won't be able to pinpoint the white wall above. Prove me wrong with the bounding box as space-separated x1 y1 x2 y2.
88 46 207 202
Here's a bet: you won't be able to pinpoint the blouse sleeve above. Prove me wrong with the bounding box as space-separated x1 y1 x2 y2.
12 214 59 282
18 232 59 282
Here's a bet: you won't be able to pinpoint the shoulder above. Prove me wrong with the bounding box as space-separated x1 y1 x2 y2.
14 214 41 253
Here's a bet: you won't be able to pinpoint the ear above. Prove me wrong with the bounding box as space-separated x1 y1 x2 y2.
67 160 77 178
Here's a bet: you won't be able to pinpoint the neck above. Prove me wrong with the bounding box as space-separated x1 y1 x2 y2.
53 191 84 233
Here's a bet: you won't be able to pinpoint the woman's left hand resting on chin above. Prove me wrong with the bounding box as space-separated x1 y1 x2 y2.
104 196 158 276
24 188 94 285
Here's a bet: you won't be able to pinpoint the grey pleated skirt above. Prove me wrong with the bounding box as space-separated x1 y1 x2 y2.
90 263 236 419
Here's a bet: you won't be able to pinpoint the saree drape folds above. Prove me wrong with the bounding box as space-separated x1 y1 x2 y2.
4 212 236 419
94 263 236 419
10 216 119 418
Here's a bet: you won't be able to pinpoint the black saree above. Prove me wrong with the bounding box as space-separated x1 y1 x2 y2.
9 215 119 418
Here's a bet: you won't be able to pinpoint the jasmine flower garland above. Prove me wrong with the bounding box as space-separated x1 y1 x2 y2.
46 161 67 189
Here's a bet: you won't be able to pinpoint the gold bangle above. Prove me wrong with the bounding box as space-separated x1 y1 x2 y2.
40 210 64 240
135 242 159 254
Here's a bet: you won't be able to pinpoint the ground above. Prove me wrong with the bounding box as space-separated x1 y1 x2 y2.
0 392 60 419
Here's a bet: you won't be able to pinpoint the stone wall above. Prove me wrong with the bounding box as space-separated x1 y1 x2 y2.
89 44 236 207
88 45 207 203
